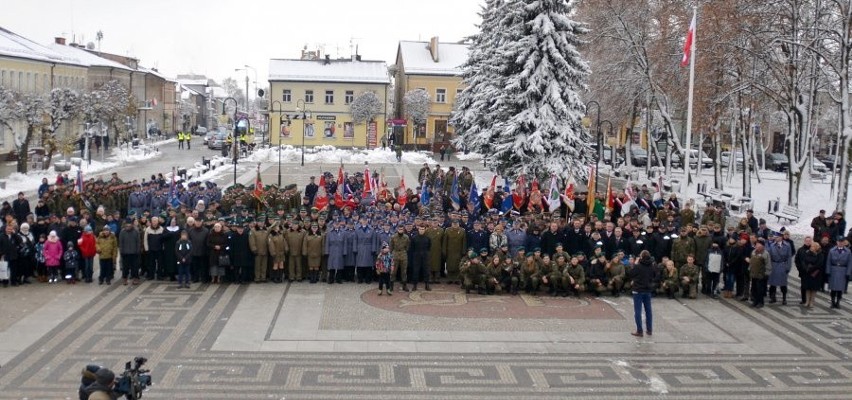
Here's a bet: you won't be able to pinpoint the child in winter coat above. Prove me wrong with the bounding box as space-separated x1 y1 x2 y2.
43 231 63 283
35 233 46 282
374 242 394 296
63 241 79 284
77 226 97 283
96 226 118 285
175 231 192 289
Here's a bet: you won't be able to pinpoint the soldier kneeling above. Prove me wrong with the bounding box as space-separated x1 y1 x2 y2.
679 254 700 299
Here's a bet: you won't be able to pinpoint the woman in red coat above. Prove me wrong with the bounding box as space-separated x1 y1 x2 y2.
77 226 97 283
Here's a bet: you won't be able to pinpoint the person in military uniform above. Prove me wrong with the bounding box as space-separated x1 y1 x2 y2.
480 255 503 295
539 254 560 296
562 255 586 297
303 223 325 284
424 218 444 283
606 253 627 297
679 254 700 299
671 228 695 268
521 252 541 294
459 251 483 294
586 252 609 297
268 221 286 283
658 259 680 298
390 224 411 291
285 220 307 282
249 216 270 283
443 218 466 284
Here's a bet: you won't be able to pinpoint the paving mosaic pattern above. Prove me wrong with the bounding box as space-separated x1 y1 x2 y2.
0 278 850 399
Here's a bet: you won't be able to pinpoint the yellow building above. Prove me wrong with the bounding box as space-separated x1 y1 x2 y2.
267 58 391 148
0 29 88 154
394 38 468 151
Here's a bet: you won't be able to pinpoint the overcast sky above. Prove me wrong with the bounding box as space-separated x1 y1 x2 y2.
3 0 482 89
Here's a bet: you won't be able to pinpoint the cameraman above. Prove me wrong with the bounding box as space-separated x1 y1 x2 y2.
83 367 117 400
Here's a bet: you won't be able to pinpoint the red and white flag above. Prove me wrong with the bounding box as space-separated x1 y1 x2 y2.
681 10 696 67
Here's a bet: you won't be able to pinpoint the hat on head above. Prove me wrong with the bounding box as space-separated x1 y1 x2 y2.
84 225 93 232
94 368 115 386
479 247 489 254
739 233 749 241
838 235 848 242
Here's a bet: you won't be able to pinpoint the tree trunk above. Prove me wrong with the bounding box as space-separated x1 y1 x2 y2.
16 126 34 174
713 132 723 190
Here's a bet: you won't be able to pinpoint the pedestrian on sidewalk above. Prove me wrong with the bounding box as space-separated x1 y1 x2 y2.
748 240 770 308
826 236 852 309
43 231 62 283
175 230 192 288
96 226 117 285
77 226 97 283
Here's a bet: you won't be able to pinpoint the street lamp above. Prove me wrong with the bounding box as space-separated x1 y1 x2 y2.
296 99 312 167
599 120 614 172
236 65 258 141
270 100 290 187
585 100 602 193
222 97 240 187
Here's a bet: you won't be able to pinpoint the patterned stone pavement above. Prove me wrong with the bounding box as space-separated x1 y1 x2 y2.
0 277 850 399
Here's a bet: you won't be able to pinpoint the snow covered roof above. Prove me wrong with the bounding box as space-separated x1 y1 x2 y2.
46 42 134 71
268 59 390 84
397 40 468 76
207 85 228 98
178 78 210 87
0 27 84 66
139 66 171 81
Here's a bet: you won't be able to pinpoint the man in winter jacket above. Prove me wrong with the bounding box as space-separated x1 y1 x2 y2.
143 217 165 280
118 222 142 285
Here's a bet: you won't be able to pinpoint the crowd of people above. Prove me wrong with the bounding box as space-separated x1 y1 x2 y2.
0 163 850 320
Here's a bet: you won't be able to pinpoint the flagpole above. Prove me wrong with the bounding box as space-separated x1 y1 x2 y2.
684 6 697 186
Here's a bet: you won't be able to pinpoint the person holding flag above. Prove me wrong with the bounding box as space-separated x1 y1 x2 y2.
546 175 561 216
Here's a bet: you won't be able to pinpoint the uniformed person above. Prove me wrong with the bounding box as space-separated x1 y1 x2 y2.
679 254 700 299
390 225 411 291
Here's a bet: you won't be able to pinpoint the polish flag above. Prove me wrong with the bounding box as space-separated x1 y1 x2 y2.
681 10 696 67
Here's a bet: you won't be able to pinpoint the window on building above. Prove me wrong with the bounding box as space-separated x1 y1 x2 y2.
435 120 448 141
34 74 39 92
345 90 354 104
17 72 22 90
325 90 334 104
436 88 447 103
282 89 291 102
414 123 426 138
305 90 314 103
1 70 5 86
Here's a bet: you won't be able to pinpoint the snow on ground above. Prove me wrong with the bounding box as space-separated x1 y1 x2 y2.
454 151 483 161
0 143 164 199
639 167 844 236
244 145 436 166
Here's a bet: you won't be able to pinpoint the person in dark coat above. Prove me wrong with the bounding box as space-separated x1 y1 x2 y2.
794 237 815 305
304 176 319 205
800 242 824 308
410 225 431 291
0 223 21 286
186 218 209 283
206 223 229 284
627 250 657 337
227 223 252 284
825 236 852 309
12 192 30 224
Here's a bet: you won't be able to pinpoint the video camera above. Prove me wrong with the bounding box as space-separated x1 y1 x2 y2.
114 356 153 399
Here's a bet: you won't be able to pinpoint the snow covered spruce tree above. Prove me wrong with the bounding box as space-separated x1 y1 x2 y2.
455 0 593 180
452 0 518 158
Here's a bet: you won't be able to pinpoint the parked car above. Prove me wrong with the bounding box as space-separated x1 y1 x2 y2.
627 147 648 167
720 151 746 168
203 131 216 146
813 158 828 173
820 155 838 170
207 132 228 150
765 153 788 172
669 149 712 169
590 144 625 167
